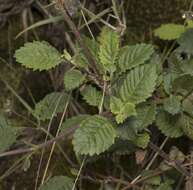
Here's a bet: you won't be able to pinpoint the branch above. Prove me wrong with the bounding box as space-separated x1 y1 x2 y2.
0 125 78 158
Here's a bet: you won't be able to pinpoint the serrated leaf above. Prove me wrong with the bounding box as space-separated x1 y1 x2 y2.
156 179 174 190
132 132 150 149
118 44 154 73
180 114 193 140
73 115 116 155
182 93 193 116
81 85 102 107
61 114 89 132
33 92 69 121
154 24 185 40
163 95 181 115
172 74 193 96
110 96 136 123
156 111 183 138
119 64 157 104
64 69 85 91
39 176 75 190
98 27 120 74
134 103 156 131
0 115 18 153
15 41 63 71
177 28 193 53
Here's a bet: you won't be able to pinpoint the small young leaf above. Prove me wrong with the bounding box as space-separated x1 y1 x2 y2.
73 115 116 155
154 24 185 40
39 176 75 190
118 44 154 73
0 115 18 153
110 96 136 123
180 114 193 140
64 69 85 91
163 95 181 115
15 41 63 71
156 111 183 138
132 132 150 149
119 64 157 104
98 27 120 74
33 92 69 121
81 85 102 107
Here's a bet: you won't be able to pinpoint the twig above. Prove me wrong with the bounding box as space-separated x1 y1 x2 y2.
0 125 78 158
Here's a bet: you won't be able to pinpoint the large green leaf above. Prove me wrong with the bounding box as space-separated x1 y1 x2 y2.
72 115 116 155
64 69 85 91
110 96 136 123
98 27 120 74
39 176 75 190
33 92 69 121
154 24 185 40
0 115 18 153
118 44 154 73
119 64 157 104
156 111 183 138
15 41 63 71
81 85 102 107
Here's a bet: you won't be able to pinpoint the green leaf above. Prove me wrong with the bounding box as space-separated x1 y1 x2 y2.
178 28 193 53
180 114 193 140
33 92 69 121
15 41 63 71
81 85 102 107
156 111 183 138
182 93 193 116
118 44 154 73
119 64 157 104
154 24 185 40
61 114 89 132
110 96 136 123
156 179 174 190
0 115 18 153
39 176 75 190
98 27 120 74
73 115 116 155
64 69 85 91
133 103 156 131
163 95 181 115
172 74 193 96
133 132 150 149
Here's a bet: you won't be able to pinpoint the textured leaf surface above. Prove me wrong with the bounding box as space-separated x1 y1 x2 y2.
119 64 157 104
180 114 193 140
0 115 18 153
133 132 150 149
98 27 120 74
64 69 85 91
39 176 75 190
118 44 154 73
81 85 102 107
61 115 89 132
73 115 116 155
15 41 63 71
110 96 136 123
133 104 156 131
156 111 183 138
163 95 181 115
34 92 69 121
177 28 193 53
154 24 185 40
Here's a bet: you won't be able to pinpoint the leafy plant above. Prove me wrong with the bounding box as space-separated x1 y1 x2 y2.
10 22 193 189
